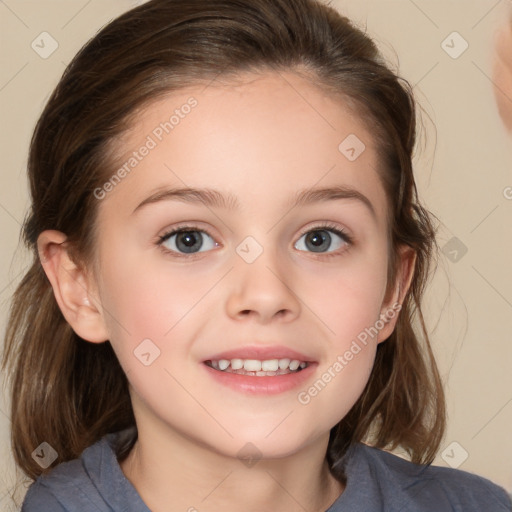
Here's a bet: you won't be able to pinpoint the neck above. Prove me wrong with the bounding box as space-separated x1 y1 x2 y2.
119 422 344 512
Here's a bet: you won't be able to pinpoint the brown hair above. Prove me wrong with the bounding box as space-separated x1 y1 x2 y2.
2 0 445 486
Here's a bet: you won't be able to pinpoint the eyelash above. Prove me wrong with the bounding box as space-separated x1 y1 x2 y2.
156 222 353 259
296 222 353 258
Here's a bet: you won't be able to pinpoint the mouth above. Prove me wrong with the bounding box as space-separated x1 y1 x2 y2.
201 347 317 394
204 358 309 377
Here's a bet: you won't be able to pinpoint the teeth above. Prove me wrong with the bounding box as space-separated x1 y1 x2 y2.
289 360 300 371
207 357 308 375
231 358 243 370
244 359 262 371
218 359 230 371
261 359 279 371
278 358 291 369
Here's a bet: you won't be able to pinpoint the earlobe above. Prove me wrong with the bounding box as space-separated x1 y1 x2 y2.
37 230 109 343
376 246 417 344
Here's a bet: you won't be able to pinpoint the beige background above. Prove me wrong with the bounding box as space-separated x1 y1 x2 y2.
1 0 512 509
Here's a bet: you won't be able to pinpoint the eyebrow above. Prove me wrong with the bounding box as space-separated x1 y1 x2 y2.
132 185 377 220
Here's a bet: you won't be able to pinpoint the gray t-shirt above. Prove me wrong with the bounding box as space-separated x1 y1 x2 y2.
21 427 512 511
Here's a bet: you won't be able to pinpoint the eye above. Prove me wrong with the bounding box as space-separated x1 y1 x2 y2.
156 222 352 258
294 223 352 255
158 226 218 256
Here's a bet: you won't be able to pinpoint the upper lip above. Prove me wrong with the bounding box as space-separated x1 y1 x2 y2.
204 345 316 363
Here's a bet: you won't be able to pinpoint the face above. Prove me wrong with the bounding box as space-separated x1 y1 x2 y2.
90 71 399 459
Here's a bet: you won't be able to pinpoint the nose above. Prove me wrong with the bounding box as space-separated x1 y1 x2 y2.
225 247 301 324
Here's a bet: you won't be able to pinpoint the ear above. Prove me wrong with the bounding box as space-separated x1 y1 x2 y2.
376 245 416 344
37 230 109 343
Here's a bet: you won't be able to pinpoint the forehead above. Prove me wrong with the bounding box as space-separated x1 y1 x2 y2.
101 70 388 222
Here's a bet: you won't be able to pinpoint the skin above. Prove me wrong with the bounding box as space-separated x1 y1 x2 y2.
38 71 415 512
493 15 512 133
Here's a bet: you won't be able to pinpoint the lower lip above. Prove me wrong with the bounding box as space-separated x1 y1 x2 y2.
201 362 317 395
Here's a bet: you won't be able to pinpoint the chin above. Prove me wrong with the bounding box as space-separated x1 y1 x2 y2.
209 425 319 462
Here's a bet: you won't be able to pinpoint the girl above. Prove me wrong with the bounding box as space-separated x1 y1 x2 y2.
2 0 511 510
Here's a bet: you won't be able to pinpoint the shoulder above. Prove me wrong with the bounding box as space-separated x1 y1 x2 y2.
21 435 118 512
22 478 67 511
347 443 512 511
21 457 97 511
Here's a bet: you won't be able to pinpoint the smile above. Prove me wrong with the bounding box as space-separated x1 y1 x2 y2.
205 358 308 376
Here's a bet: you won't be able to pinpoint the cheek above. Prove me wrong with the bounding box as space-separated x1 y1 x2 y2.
295 341 376 442
96 257 214 422
96 244 214 368
302 249 389 344
293 266 386 425
280 253 388 428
